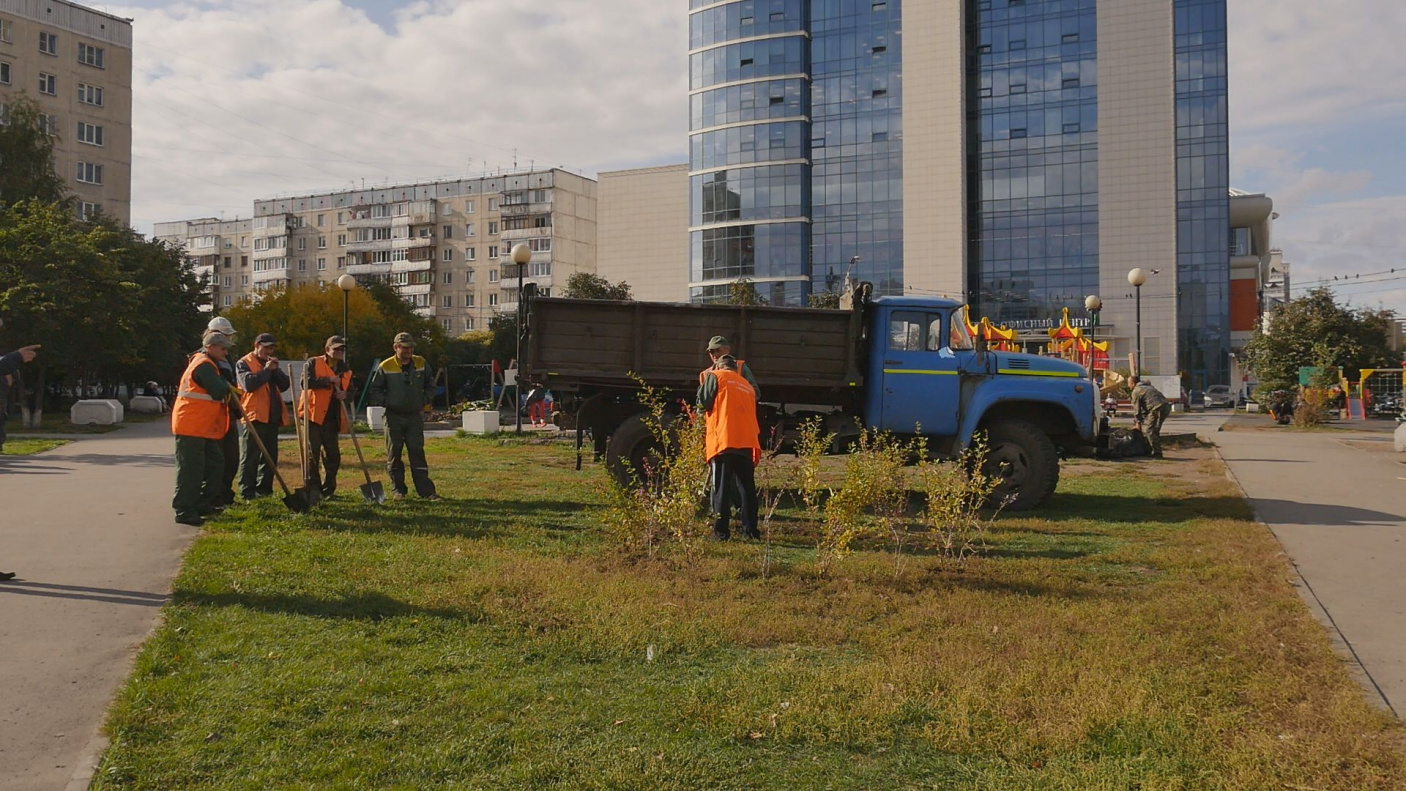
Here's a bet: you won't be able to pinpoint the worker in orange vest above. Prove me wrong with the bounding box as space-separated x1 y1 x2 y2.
172 331 236 526
704 335 760 397
235 332 291 500
698 354 762 541
298 335 353 498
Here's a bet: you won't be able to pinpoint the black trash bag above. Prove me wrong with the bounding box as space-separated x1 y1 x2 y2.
1101 427 1151 459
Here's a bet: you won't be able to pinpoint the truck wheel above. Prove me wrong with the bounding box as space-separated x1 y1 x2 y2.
605 413 673 487
982 419 1059 511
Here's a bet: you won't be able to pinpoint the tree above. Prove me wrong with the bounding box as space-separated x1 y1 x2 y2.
808 290 841 309
727 278 768 306
561 271 632 301
1242 288 1398 393
222 281 445 393
0 95 68 207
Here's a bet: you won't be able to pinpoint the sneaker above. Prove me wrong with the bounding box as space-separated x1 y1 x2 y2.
0 571 16 582
422 494 443 502
176 515 205 527
392 492 406 501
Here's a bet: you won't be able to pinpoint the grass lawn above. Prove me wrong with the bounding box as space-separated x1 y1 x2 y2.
0 437 69 455
4 410 166 435
93 436 1404 789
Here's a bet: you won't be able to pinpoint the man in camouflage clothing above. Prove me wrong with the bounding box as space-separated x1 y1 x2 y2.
1130 376 1172 459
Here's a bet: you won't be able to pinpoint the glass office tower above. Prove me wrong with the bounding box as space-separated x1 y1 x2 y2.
967 0 1100 327
689 0 903 305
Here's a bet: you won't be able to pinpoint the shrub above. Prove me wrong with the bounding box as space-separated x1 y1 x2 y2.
1293 387 1330 428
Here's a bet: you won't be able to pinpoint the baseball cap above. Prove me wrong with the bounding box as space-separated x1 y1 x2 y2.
393 332 416 347
202 330 234 349
255 332 277 346
706 335 730 351
207 316 236 336
325 335 347 349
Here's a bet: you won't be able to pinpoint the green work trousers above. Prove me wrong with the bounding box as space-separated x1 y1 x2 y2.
173 435 224 520
385 411 436 497
239 420 281 499
307 418 342 497
1144 403 1173 456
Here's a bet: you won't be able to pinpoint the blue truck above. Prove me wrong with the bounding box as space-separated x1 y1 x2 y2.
524 287 1100 510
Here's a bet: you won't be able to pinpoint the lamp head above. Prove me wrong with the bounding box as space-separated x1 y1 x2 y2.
1127 268 1148 287
510 243 532 265
1084 295 1103 311
337 274 357 292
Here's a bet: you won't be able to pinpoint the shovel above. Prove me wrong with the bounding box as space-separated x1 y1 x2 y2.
292 368 321 509
229 395 307 513
340 399 385 504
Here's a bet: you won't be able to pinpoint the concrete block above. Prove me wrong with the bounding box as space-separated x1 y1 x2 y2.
461 410 499 435
129 396 165 414
1395 423 1406 453
367 406 386 432
70 400 122 426
101 399 125 422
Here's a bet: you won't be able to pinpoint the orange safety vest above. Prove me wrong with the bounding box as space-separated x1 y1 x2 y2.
297 356 353 429
704 368 761 462
172 352 230 440
238 352 289 426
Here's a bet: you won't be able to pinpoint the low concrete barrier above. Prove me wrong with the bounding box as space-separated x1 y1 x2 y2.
128 396 166 414
70 400 123 426
461 410 499 435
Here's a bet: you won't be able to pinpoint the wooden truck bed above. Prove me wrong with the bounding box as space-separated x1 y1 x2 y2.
525 298 866 403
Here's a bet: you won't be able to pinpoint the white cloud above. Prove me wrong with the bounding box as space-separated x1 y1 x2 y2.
114 0 689 233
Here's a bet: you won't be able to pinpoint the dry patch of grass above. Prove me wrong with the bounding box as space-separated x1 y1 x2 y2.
92 437 1405 789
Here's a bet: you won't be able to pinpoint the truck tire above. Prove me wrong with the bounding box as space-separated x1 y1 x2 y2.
605 413 672 487
982 419 1059 511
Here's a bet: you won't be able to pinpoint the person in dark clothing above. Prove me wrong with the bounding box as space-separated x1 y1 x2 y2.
299 336 352 498
367 332 439 500
698 355 762 541
1 339 39 580
235 333 291 499
1130 376 1173 459
202 317 241 507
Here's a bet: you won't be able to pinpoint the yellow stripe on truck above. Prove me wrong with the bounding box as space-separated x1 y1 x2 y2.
997 369 1080 378
882 369 959 376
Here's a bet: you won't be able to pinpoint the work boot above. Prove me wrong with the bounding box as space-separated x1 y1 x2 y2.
0 571 16 582
175 514 204 527
744 526 762 540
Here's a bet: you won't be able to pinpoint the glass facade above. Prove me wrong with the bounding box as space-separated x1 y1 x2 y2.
968 0 1099 326
687 0 903 305
1174 0 1230 388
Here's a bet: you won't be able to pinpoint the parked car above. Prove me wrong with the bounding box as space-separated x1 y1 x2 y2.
1203 385 1235 408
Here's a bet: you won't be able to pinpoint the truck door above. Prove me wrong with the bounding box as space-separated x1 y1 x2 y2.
879 311 962 436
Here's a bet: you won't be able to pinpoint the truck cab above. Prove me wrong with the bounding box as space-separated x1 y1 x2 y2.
865 297 1099 507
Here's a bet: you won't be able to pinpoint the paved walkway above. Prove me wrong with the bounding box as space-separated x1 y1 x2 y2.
0 419 195 791
1215 425 1406 715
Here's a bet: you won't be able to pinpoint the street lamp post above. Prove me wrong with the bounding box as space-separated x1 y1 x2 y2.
510 243 532 435
1084 294 1102 372
336 274 357 354
1127 268 1148 373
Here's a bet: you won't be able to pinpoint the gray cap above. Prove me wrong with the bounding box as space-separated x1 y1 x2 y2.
393 332 416 347
202 330 233 349
707 335 730 351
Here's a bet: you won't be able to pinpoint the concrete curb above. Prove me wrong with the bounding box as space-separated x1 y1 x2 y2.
1211 442 1397 718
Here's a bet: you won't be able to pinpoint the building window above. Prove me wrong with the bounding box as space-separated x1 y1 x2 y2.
77 43 104 68
75 82 104 106
75 162 102 184
441 295 453 309
464 293 475 307
223 275 232 287
0 62 9 85
298 259 307 271
337 256 345 269
443 225 453 239
441 319 451 331
39 114 57 136
336 233 347 246
488 293 498 306
241 275 249 285
442 248 453 262
298 237 307 251
317 236 326 249
38 73 56 95
0 19 11 43
337 212 345 224
465 224 475 237
317 258 327 270
465 317 474 330
488 221 498 235
442 271 453 284
488 245 498 259
528 238 551 253
223 256 232 268
76 122 103 146
39 32 57 56
465 200 475 213
488 269 499 283
241 255 248 267
316 214 325 227
466 247 476 261
441 203 452 216
77 201 99 220
466 269 475 284
529 261 552 277
488 199 497 211
223 295 233 307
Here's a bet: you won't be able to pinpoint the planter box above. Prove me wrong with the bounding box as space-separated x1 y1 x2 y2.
71 399 123 426
461 410 499 435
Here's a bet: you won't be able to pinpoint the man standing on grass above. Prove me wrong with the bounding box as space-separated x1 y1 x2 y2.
235 333 290 500
204 316 242 508
368 332 439 501
172 331 235 527
698 354 762 541
300 336 353 498
703 336 760 398
0 335 39 581
1131 376 1172 459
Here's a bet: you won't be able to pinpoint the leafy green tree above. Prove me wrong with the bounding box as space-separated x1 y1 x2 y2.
1243 287 1398 393
223 281 445 392
727 278 768 306
561 271 632 301
808 290 841 309
0 95 68 207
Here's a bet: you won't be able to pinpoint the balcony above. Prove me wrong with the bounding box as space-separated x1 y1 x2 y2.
252 247 288 261
347 213 393 230
499 226 552 243
346 238 393 254
413 305 437 318
398 283 433 296
391 260 432 274
392 235 435 250
252 268 289 283
500 201 552 217
347 262 392 276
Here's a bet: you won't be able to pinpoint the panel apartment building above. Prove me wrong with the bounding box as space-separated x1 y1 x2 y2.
0 0 132 223
157 169 598 335
670 0 1234 387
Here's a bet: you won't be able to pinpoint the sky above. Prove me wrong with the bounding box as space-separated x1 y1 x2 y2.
104 0 1406 314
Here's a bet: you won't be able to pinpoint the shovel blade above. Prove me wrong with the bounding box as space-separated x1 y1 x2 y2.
361 481 386 505
282 492 309 513
296 486 321 508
